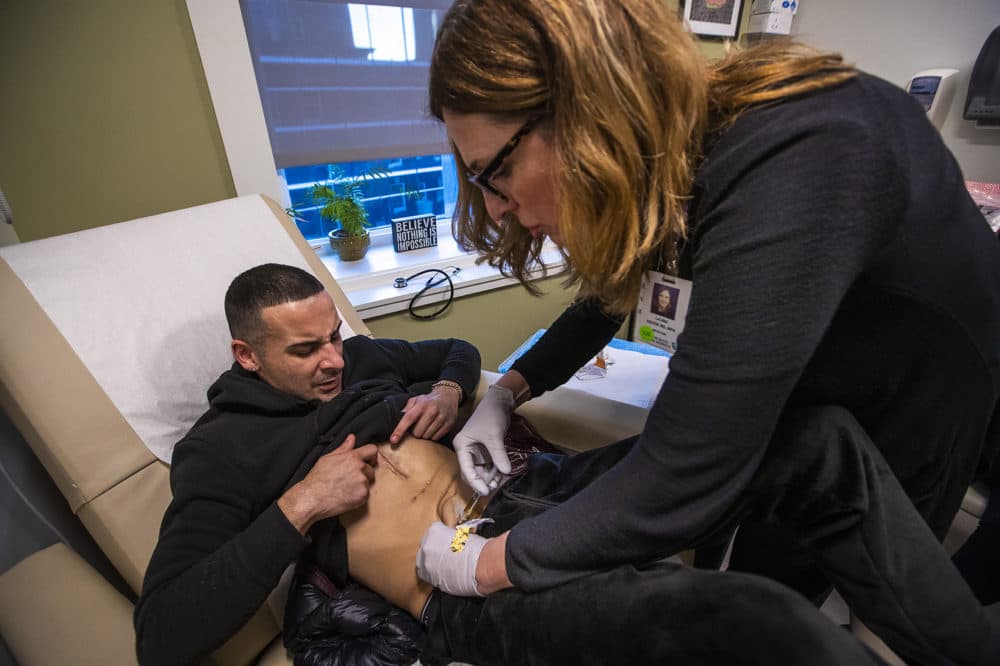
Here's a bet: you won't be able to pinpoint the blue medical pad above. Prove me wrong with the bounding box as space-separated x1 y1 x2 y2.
498 328 672 373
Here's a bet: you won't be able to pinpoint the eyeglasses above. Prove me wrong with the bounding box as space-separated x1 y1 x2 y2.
466 115 542 201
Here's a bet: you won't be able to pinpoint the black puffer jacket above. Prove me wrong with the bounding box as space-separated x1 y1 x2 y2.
284 567 424 666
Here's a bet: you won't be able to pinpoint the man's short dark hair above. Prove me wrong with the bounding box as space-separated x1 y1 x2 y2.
225 263 325 344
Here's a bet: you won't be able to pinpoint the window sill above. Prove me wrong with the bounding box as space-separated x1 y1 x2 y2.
316 231 565 318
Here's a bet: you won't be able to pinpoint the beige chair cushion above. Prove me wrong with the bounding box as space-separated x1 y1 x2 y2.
0 257 155 513
0 195 374 664
0 543 138 666
76 460 171 595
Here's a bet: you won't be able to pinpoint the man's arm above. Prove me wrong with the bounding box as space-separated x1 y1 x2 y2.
134 442 307 666
279 435 378 534
367 337 481 443
401 337 482 396
134 436 377 665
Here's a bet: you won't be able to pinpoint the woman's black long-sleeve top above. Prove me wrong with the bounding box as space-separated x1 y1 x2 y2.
506 72 1000 590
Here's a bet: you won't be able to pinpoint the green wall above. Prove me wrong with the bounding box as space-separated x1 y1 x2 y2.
368 275 580 372
0 0 744 360
0 0 235 242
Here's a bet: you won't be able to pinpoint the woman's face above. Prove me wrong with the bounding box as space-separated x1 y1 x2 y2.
443 109 561 244
657 289 671 310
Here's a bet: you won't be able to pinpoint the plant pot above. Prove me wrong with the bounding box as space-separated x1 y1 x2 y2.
328 229 371 261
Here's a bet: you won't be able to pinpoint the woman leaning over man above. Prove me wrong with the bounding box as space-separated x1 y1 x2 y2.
415 1 1000 665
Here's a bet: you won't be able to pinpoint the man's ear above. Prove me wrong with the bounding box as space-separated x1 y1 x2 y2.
232 339 260 372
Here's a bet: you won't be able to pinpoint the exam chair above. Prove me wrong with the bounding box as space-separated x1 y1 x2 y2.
0 195 648 666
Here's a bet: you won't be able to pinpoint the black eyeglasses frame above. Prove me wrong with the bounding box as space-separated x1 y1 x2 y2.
466 115 543 201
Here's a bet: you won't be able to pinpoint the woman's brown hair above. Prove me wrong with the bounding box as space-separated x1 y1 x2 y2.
429 0 855 315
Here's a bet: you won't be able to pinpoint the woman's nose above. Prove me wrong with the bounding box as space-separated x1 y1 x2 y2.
482 190 516 223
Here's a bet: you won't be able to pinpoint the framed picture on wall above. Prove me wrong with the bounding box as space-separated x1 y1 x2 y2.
682 0 743 38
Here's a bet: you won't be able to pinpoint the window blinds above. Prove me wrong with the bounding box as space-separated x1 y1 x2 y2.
240 0 452 169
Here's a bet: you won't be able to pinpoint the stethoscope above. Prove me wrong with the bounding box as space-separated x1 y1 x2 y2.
393 266 460 319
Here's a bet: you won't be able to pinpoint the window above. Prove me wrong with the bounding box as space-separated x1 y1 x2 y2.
284 153 457 243
187 0 564 316
238 0 455 241
240 0 450 167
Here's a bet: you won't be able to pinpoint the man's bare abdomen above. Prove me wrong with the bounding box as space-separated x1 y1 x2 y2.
340 437 474 618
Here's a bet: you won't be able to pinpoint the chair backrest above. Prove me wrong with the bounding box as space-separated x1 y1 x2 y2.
0 195 369 664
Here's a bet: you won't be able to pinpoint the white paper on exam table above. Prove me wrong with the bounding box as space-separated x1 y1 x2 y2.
567 346 670 409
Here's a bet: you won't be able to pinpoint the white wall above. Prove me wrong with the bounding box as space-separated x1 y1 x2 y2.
791 0 1000 182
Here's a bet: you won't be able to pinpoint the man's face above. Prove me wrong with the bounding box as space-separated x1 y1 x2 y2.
251 291 346 402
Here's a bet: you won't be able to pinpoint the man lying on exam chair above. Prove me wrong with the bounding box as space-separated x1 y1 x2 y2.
133 262 482 665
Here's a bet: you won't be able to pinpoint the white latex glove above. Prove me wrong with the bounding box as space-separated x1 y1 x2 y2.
453 384 514 495
416 521 487 597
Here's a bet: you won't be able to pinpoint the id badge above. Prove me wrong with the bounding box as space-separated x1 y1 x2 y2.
633 270 692 353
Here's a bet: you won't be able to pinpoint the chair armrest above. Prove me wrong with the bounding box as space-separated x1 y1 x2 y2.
0 543 138 666
477 371 649 453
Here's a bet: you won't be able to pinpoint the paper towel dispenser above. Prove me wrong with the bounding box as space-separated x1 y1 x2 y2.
908 69 959 130
964 25 1000 128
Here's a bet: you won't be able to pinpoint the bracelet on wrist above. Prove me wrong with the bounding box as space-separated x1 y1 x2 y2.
432 380 464 400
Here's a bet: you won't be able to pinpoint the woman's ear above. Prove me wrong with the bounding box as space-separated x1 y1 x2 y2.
232 339 260 372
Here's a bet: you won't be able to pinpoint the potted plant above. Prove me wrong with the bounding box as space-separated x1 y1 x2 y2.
287 166 385 262
286 166 423 262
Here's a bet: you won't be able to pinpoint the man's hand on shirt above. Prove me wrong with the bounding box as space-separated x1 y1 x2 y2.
389 386 461 444
278 434 378 535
